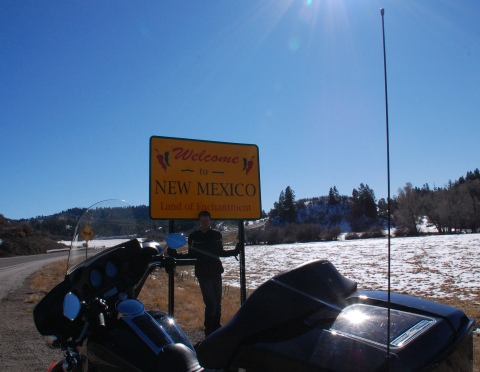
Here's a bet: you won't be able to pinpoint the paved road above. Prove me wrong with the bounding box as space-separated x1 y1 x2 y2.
0 252 68 300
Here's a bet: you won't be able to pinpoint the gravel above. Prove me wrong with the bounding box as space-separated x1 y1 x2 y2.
0 280 63 371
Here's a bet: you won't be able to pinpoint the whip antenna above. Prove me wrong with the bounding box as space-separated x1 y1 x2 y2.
380 7 392 369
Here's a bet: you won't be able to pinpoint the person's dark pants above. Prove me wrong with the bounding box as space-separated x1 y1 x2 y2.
198 275 222 337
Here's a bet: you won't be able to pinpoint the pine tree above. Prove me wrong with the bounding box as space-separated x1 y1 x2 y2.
328 186 340 205
270 186 297 225
349 183 378 232
282 186 297 224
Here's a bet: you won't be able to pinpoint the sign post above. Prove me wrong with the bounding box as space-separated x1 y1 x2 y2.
238 220 246 304
80 225 94 250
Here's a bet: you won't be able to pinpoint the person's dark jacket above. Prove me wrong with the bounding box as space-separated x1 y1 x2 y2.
187 228 237 278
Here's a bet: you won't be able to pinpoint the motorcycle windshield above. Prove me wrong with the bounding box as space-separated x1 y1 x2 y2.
67 199 140 273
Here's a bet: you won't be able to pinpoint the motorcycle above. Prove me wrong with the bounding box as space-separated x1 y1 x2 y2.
34 200 475 371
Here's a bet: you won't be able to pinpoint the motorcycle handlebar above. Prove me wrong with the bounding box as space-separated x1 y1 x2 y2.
148 257 197 271
174 258 197 266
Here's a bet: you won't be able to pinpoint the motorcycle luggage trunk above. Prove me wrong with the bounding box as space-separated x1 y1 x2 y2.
229 301 474 371
198 260 475 371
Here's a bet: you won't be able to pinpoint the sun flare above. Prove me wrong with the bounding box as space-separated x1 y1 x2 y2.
344 309 369 324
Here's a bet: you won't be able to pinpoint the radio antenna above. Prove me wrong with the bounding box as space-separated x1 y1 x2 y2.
380 7 392 369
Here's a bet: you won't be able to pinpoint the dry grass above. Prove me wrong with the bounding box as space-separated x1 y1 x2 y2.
137 268 242 333
30 260 479 370
27 259 67 304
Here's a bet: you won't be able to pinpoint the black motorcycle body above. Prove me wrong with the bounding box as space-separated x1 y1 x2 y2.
33 200 475 371
34 237 202 371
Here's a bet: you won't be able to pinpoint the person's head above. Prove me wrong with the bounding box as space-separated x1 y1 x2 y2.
198 210 212 231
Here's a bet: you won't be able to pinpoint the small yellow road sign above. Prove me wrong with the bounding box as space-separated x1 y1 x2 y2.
81 225 95 241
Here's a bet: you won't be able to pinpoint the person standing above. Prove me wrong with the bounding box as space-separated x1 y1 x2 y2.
172 210 239 337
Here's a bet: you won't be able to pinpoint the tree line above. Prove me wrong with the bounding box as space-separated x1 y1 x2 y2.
394 169 480 235
247 184 383 244
246 168 480 244
2 168 479 254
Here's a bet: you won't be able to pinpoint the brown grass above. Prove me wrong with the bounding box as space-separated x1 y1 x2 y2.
30 260 479 370
137 268 242 333
27 259 67 304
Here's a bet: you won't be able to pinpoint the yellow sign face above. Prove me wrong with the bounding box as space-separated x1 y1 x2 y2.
150 136 261 220
81 225 95 241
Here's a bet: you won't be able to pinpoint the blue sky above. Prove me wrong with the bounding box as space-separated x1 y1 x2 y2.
1 0 479 220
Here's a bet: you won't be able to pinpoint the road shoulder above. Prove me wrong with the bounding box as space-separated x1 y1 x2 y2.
0 277 62 371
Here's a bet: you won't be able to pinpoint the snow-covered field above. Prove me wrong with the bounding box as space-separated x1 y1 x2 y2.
61 233 480 302
220 233 480 302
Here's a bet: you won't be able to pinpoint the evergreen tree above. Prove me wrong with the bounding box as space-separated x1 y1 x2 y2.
269 186 297 225
349 183 377 232
269 190 285 223
283 186 297 223
328 186 340 205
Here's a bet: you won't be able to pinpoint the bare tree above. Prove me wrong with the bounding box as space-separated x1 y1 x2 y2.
393 183 423 236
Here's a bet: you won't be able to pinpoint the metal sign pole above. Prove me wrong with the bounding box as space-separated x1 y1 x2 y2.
238 220 246 304
168 220 175 317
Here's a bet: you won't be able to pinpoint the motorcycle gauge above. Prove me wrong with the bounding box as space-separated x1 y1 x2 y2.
105 261 118 278
90 269 103 287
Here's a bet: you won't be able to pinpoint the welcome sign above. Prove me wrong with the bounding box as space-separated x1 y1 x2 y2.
149 136 261 220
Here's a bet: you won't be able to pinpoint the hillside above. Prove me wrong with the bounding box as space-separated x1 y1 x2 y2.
0 228 68 257
0 208 85 257
0 205 269 256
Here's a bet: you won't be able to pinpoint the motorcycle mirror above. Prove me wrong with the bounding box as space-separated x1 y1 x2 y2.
63 292 81 321
165 233 187 249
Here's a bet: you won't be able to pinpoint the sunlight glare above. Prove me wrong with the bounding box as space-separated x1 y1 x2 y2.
344 309 369 324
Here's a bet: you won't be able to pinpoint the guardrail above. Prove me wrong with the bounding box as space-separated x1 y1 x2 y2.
46 246 106 254
46 248 70 253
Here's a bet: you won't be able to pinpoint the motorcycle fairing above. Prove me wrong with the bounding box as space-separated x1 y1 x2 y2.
33 239 158 340
33 277 83 339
